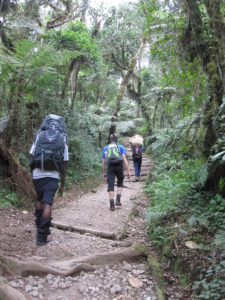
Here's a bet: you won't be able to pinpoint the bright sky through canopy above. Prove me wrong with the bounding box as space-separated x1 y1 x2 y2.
90 0 138 8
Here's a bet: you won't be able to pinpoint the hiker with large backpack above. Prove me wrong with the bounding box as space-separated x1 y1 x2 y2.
130 134 144 182
102 133 130 211
29 114 69 246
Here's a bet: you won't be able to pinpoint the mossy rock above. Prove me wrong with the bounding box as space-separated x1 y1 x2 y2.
147 256 165 300
135 243 148 255
171 257 191 287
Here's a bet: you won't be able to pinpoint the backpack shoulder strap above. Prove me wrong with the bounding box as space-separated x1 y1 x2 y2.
115 141 121 155
33 130 41 150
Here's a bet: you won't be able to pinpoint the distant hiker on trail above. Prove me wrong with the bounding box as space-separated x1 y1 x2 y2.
102 133 130 211
130 134 144 182
29 114 69 246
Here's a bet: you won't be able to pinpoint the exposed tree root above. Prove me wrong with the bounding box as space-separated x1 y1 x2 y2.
0 256 96 277
125 179 146 183
0 246 146 277
0 277 27 300
51 221 117 240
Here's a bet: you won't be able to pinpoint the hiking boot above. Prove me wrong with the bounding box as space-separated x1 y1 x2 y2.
116 199 121 206
35 208 43 229
36 217 51 246
116 194 121 206
109 199 115 211
36 234 48 246
46 217 52 235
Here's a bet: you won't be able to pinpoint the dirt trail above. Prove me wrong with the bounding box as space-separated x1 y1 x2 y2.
0 140 160 300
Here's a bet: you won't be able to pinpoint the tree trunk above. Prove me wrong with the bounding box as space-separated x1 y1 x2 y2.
0 69 35 200
114 38 147 117
182 0 225 157
182 0 225 192
141 102 152 138
70 60 80 109
136 76 142 127
202 2 225 156
0 21 14 52
61 58 80 108
109 39 147 140
202 160 225 195
80 0 89 23
108 116 117 144
0 139 35 200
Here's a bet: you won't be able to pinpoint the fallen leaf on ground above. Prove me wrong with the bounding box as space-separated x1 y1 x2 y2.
128 276 143 288
185 241 200 249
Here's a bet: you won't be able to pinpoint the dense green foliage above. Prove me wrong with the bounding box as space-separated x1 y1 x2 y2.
0 188 20 208
140 0 225 298
144 146 225 298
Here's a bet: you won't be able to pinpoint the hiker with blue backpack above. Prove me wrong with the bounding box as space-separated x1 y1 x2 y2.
102 133 130 211
29 114 69 246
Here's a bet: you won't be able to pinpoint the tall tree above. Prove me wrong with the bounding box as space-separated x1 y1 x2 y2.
114 38 147 117
180 0 225 192
181 0 225 155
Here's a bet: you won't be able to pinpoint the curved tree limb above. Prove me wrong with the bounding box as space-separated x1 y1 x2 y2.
114 38 147 117
0 246 146 277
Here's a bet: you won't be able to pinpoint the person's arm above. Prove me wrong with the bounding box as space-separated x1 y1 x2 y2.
58 161 67 196
29 143 35 171
122 154 130 178
58 143 69 196
101 147 107 180
102 159 107 180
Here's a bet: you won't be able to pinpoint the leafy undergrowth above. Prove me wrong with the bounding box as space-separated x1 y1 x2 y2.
0 188 22 208
144 152 225 299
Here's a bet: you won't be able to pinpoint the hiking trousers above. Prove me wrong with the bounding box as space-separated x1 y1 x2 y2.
33 177 58 205
133 157 142 177
107 162 124 192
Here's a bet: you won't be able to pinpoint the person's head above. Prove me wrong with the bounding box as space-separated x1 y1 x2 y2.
110 133 118 143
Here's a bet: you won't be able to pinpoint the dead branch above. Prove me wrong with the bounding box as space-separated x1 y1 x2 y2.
51 221 117 240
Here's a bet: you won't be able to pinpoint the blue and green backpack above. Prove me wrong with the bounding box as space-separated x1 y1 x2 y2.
105 143 123 164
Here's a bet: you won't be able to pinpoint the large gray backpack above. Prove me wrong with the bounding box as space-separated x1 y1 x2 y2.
30 114 66 171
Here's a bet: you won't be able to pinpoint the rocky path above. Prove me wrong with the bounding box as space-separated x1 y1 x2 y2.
0 140 159 300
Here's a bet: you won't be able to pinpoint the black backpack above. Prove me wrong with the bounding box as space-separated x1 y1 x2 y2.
30 114 66 171
132 145 142 159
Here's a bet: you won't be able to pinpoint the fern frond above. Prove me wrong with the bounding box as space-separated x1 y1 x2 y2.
214 231 225 248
